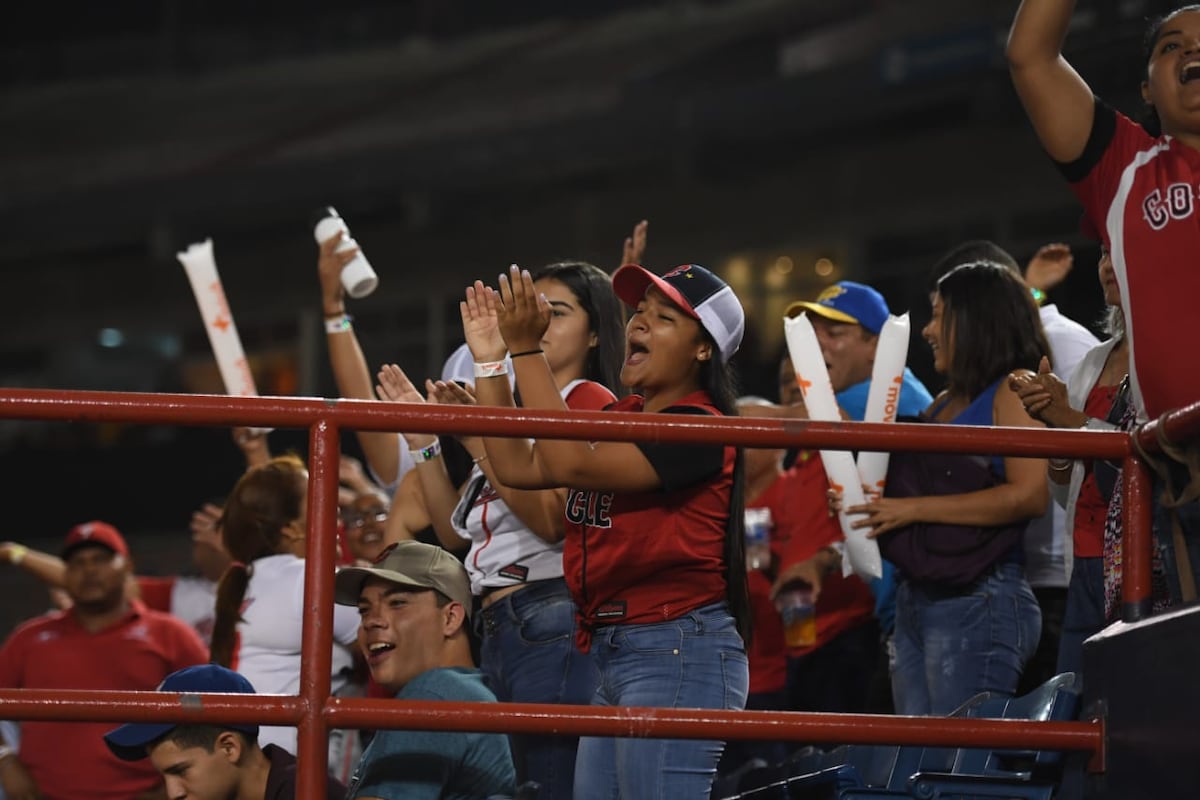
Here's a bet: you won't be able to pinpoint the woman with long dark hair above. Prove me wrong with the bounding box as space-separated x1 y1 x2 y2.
461 263 750 799
210 455 362 778
374 260 623 799
847 262 1050 715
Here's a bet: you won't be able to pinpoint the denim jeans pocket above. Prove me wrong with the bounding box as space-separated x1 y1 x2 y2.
615 622 684 655
517 596 574 647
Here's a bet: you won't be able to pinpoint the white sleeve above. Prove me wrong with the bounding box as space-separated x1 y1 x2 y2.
332 602 362 647
1042 308 1102 384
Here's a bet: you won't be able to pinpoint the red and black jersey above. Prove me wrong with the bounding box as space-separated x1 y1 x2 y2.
563 390 733 651
1061 99 1200 420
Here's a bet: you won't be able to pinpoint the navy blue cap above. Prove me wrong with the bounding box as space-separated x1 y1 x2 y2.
103 665 259 761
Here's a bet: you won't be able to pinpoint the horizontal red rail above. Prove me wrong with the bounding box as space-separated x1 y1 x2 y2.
0 389 1129 459
0 690 1101 753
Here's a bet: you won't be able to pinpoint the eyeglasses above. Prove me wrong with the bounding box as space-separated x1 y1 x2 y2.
342 509 388 529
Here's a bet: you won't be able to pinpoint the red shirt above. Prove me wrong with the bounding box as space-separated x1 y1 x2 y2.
0 601 209 800
763 458 876 656
1067 101 1200 419
1073 383 1120 558
745 569 787 694
563 391 732 650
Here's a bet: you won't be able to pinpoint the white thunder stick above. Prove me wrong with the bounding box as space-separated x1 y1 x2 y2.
177 240 269 432
783 313 883 581
856 313 912 501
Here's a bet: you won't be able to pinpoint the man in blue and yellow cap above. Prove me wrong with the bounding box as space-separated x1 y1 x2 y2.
786 280 932 420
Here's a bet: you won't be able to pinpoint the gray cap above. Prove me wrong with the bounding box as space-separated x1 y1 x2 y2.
335 541 472 617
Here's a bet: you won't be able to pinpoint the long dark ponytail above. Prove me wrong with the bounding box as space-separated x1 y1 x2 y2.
210 455 307 666
700 347 751 645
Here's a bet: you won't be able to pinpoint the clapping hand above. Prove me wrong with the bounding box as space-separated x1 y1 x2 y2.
495 265 551 355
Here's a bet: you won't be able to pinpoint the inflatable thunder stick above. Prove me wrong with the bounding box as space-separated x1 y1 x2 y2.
856 313 911 501
783 313 883 582
177 239 260 398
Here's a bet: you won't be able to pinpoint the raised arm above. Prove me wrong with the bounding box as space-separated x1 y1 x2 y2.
376 365 468 554
468 269 663 493
427 380 568 544
318 230 408 486
1007 0 1096 162
0 541 66 588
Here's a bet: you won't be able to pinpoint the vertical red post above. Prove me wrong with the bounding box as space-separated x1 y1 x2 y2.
1121 455 1154 622
296 419 341 797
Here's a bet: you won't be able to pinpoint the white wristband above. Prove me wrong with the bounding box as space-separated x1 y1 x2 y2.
412 440 442 464
474 360 509 379
325 314 353 334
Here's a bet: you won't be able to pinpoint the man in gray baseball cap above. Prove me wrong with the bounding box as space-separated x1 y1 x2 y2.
334 541 514 799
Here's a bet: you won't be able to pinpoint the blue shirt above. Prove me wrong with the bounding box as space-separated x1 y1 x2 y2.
347 668 516 800
835 367 934 423
837 367 934 636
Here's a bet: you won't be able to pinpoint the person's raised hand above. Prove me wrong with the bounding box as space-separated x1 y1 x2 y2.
496 264 551 354
621 219 649 267
190 502 225 551
1025 242 1073 293
461 280 507 363
338 455 374 494
377 365 436 450
318 230 357 315
427 379 477 408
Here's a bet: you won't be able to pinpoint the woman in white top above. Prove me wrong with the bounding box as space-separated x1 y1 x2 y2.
210 455 362 780
375 261 624 799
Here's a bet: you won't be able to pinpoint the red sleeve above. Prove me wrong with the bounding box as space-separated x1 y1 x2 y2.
0 630 28 689
136 576 176 613
162 616 211 670
1060 100 1154 244
565 380 616 411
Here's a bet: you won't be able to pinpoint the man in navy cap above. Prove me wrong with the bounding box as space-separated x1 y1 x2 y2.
104 664 346 799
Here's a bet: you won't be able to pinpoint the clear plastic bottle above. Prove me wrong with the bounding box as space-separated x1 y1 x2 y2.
313 207 378 299
744 507 773 571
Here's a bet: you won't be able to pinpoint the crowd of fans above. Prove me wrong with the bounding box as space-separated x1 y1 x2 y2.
2 2 1200 798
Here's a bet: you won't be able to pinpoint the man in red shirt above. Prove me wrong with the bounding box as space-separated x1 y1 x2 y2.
0 521 209 800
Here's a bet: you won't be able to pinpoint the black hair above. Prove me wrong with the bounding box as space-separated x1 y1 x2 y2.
155 724 255 754
699 346 753 645
935 262 1052 400
927 240 1021 294
1140 5 1200 136
530 261 626 397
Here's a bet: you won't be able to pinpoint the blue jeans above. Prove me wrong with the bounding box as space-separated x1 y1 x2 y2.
1055 557 1106 687
892 563 1041 716
477 578 598 800
574 602 749 800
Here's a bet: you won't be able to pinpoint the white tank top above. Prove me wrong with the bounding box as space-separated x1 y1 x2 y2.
451 380 605 596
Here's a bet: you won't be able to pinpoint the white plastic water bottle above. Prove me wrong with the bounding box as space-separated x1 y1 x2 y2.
744 507 773 571
313 207 378 299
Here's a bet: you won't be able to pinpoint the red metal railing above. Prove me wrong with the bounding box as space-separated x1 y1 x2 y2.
2 388 1192 795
